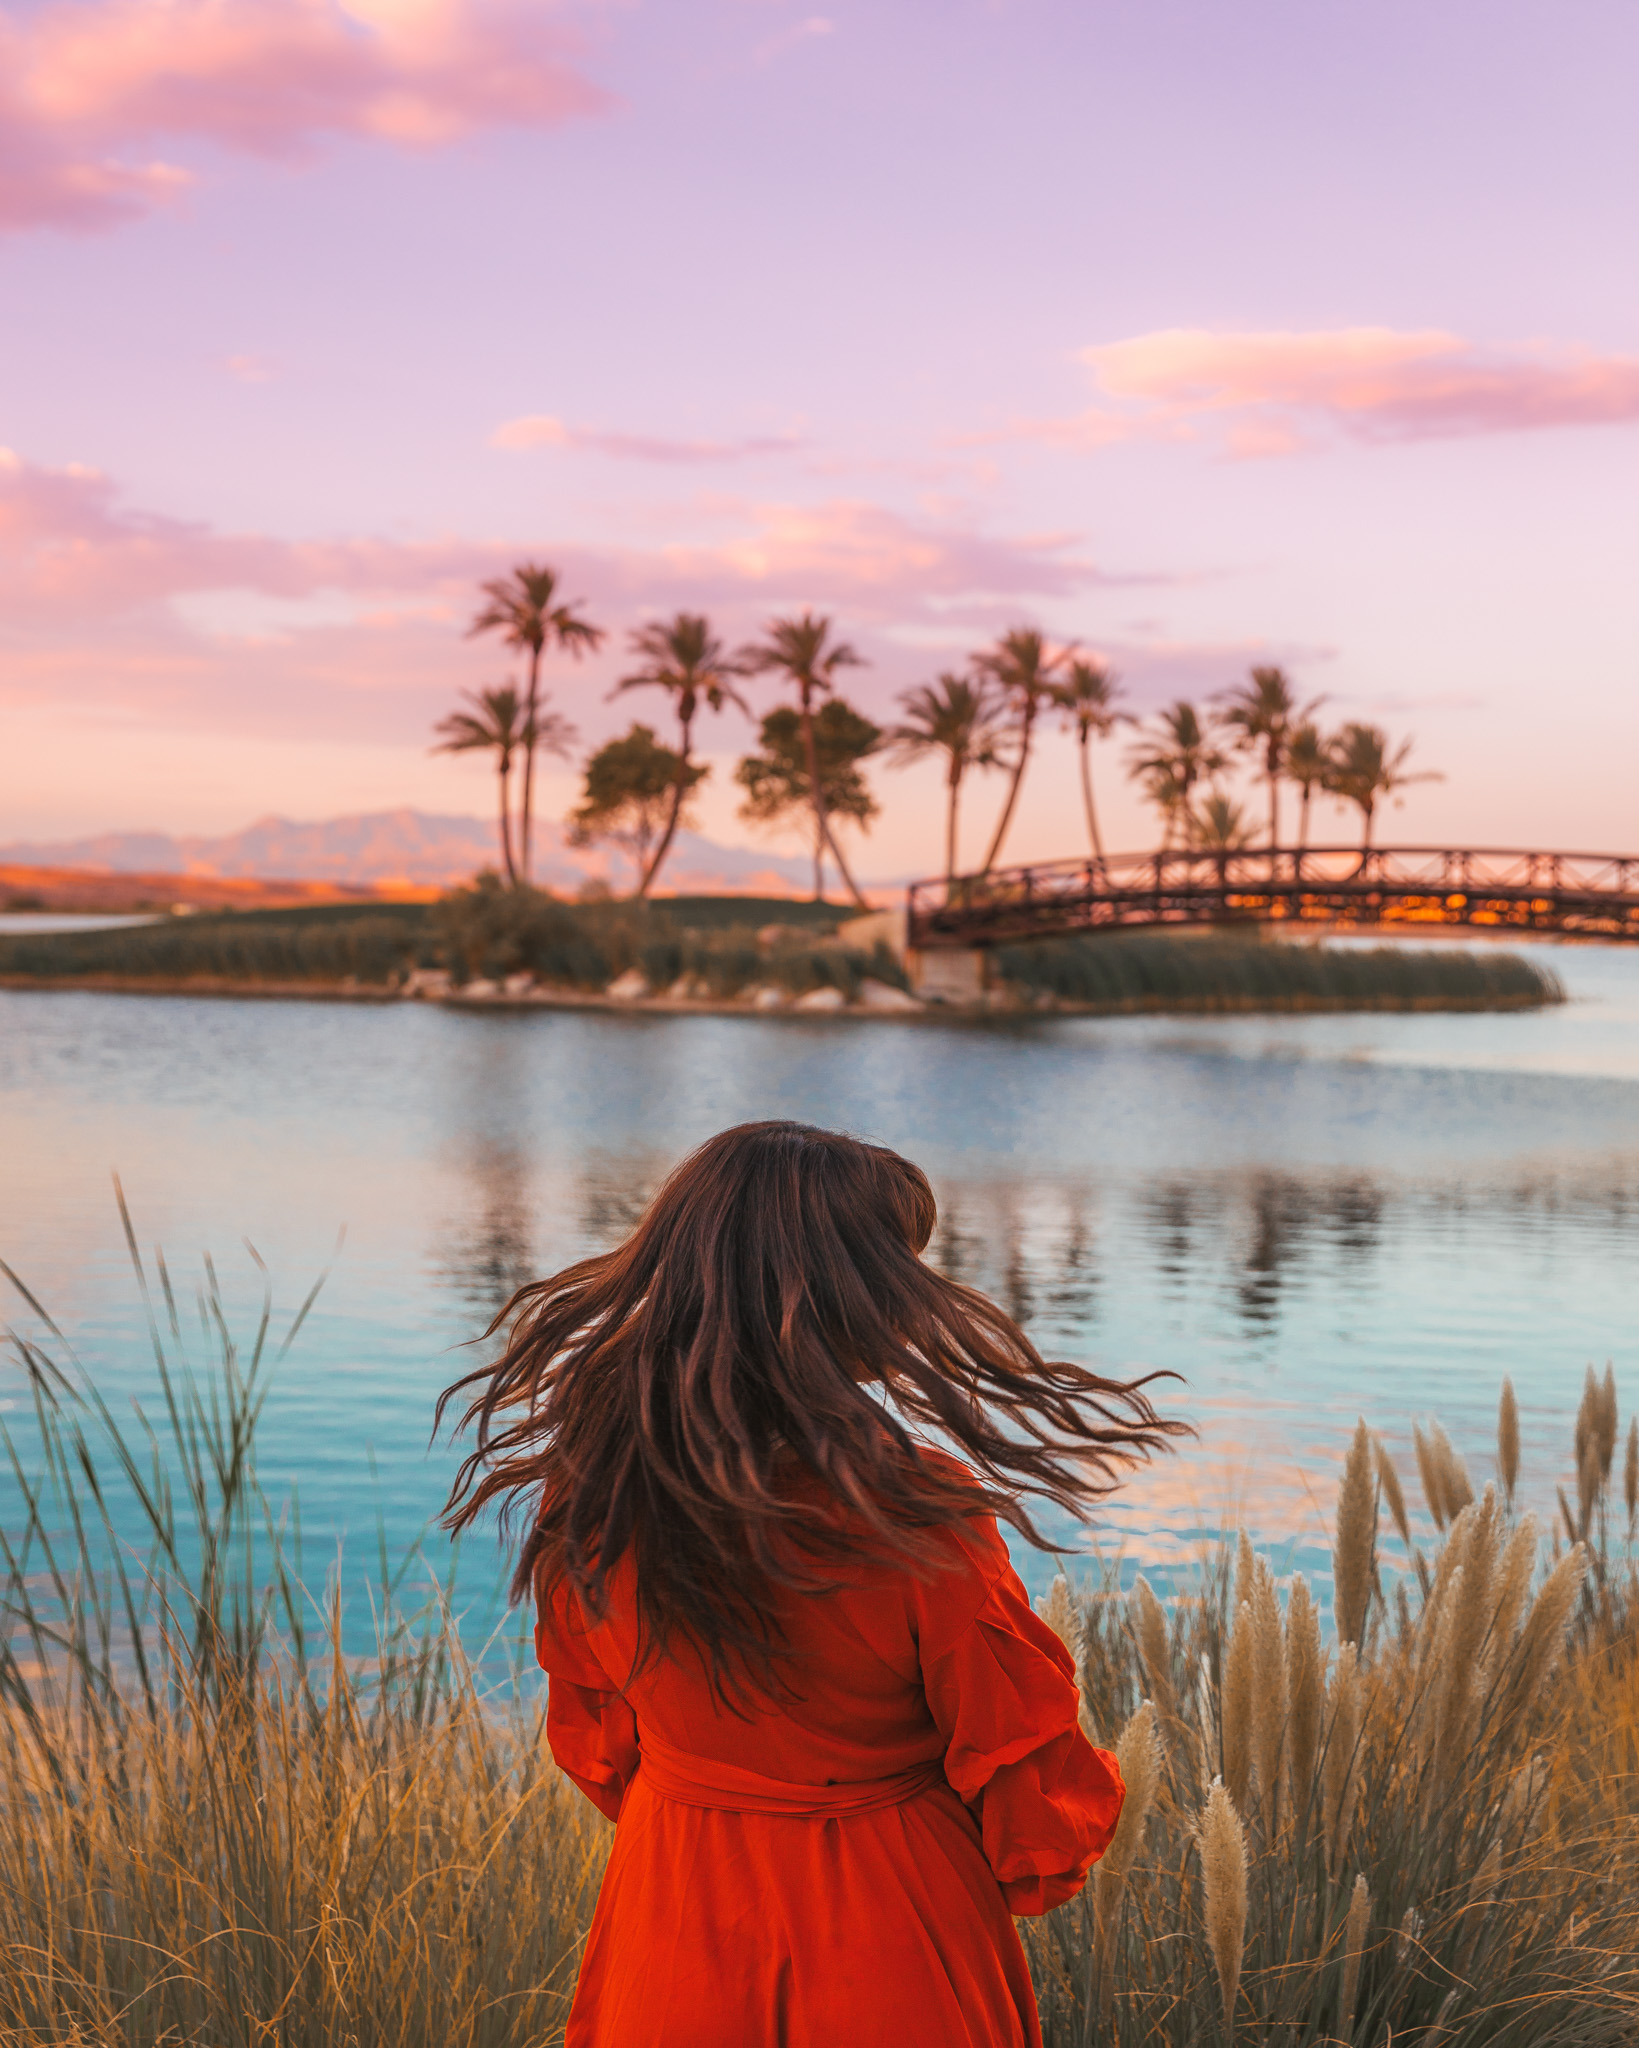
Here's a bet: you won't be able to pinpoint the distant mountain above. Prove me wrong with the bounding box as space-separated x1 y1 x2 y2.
0 808 816 896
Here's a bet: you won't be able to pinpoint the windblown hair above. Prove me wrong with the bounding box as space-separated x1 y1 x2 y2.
440 1120 1181 1686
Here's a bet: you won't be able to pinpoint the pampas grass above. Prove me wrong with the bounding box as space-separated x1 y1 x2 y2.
1333 1421 1376 1647
1199 1781 1249 2035
5 1242 1638 2048
1029 1379 1639 2047
1498 1377 1520 1509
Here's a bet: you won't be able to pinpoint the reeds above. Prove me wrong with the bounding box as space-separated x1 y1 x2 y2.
991 930 1564 1013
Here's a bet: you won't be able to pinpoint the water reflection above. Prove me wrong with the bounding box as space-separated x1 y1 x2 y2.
6 958 1639 1622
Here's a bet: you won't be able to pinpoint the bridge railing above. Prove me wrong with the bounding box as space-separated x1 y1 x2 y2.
906 846 1639 948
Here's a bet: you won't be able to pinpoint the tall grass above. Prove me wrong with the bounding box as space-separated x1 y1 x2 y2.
0 1232 605 2046
1027 1403 1639 2045
994 931 1565 1012
3 1240 1635 2044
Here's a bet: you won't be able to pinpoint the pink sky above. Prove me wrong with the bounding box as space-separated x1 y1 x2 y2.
3 0 1637 876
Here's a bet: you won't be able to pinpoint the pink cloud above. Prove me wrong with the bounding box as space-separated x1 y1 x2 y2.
0 0 610 232
491 414 805 463
1019 328 1639 455
0 450 1123 744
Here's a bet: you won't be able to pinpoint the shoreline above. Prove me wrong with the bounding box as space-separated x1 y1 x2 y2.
0 972 1558 1018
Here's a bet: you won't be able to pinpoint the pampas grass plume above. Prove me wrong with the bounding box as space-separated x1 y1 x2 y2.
1094 1700 1163 2017
1415 1421 1447 1530
1498 1377 1520 1509
1436 1423 1474 1519
1338 1874 1370 2040
1334 1419 1377 1650
1376 1437 1412 1553
1249 1557 1286 1837
1626 1415 1638 1534
1221 1604 1256 1813
1198 1779 1248 2034
1132 1576 1175 1722
1284 1575 1323 1830
1323 1643 1362 1882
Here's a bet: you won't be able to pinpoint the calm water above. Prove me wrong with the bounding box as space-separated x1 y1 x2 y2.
3 942 1638 1637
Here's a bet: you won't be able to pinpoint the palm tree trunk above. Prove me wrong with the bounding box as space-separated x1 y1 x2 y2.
519 640 543 884
945 765 961 887
799 684 828 903
497 757 518 885
1077 732 1105 859
821 814 868 908
981 704 1034 874
638 711 692 899
1267 758 1280 849
1298 785 1312 852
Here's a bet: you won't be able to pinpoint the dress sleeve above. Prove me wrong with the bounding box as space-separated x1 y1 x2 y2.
919 1523 1126 1916
534 1574 639 1824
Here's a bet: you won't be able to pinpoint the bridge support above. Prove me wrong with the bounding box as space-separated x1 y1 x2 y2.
839 907 989 1004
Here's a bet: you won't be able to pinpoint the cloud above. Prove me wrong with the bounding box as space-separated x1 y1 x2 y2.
0 0 611 233
1016 328 1639 456
754 13 834 64
0 449 1125 745
490 414 804 463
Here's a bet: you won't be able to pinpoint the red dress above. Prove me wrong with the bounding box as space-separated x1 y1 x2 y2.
535 1488 1124 2048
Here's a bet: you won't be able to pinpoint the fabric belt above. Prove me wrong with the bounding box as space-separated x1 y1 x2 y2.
637 1731 947 1818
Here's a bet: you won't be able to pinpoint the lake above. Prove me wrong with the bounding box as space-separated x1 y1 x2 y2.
4 940 1638 1641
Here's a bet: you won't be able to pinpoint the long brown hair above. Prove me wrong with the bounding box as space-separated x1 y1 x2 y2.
440 1120 1180 1685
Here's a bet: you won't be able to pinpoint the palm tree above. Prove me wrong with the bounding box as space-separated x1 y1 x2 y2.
1053 656 1125 860
738 612 868 906
1125 702 1226 851
1284 721 1331 853
613 613 747 898
1217 665 1321 847
888 672 1004 885
432 684 555 886
1326 723 1443 855
469 563 604 883
1137 763 1191 852
1188 792 1256 886
974 627 1069 873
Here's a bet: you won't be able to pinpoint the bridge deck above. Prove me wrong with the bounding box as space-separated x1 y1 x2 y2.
906 847 1639 949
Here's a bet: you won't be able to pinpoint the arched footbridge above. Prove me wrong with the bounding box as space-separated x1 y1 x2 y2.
906 847 1639 949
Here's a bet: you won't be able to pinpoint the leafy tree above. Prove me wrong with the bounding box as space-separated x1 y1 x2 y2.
569 725 707 892
612 613 747 898
1284 721 1331 852
1126 702 1227 851
469 563 604 882
738 612 868 905
1217 665 1322 846
888 672 1004 885
1326 722 1442 854
736 700 882 902
974 627 1069 873
432 684 536 885
1053 656 1126 861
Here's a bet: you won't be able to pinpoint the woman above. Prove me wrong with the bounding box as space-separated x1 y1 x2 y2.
441 1121 1178 2047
